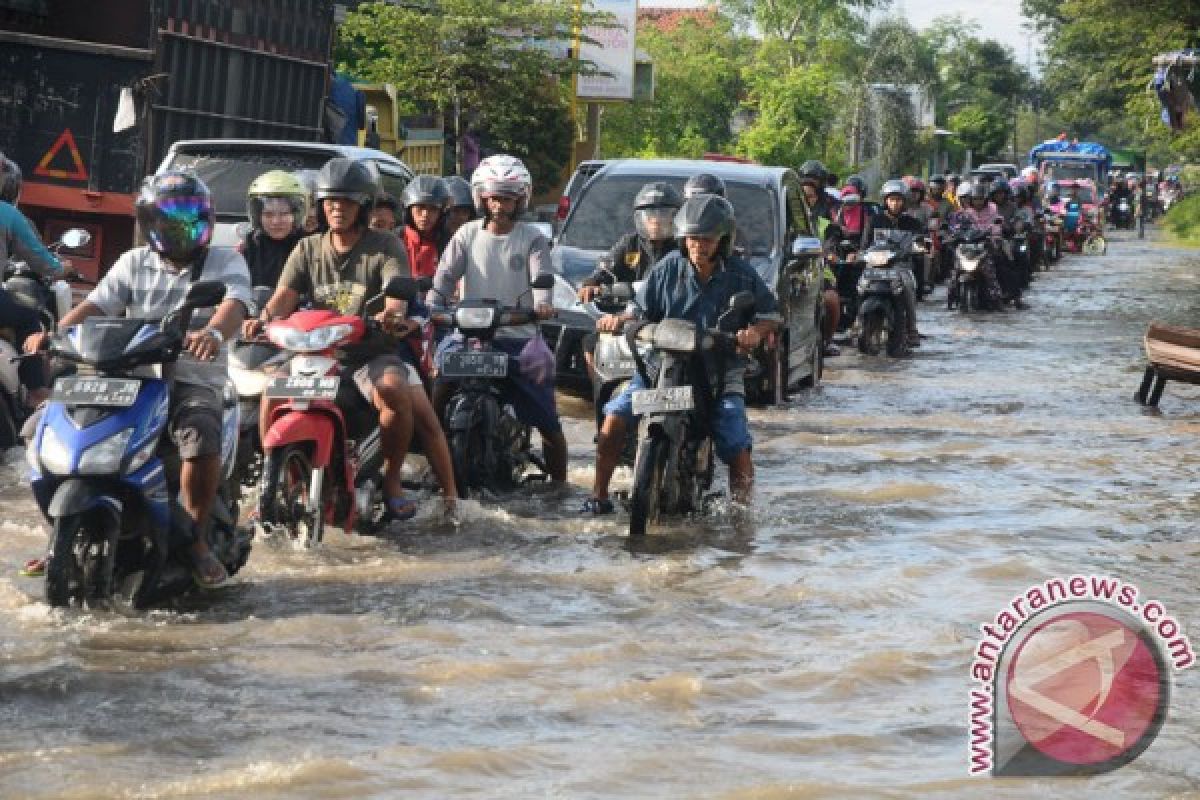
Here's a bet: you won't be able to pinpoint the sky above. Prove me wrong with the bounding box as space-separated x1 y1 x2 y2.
643 0 1043 71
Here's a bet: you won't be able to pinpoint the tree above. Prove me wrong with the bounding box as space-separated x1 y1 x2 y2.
337 0 616 181
736 63 843 168
722 0 887 69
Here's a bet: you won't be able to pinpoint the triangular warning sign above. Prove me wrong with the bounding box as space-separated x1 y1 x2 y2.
33 128 88 181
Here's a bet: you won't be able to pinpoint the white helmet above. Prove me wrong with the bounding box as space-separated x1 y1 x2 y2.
1020 166 1038 183
470 154 532 215
956 181 973 203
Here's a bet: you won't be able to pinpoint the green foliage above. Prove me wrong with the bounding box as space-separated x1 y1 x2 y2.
736 63 842 168
600 17 747 158
478 83 574 192
949 106 1010 158
1164 193 1200 243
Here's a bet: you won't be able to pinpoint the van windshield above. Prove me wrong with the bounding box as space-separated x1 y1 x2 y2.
164 148 332 218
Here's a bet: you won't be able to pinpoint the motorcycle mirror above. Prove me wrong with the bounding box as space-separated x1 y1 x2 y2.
610 282 634 302
791 236 823 259
530 273 556 290
384 276 419 302
183 280 227 309
59 228 91 250
728 290 756 314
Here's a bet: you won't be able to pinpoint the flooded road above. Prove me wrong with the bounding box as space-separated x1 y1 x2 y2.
2 231 1199 798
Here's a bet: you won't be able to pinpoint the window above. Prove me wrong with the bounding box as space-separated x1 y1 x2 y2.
785 182 813 237
165 148 333 219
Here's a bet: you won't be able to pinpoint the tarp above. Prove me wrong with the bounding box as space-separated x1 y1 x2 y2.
1028 139 1113 174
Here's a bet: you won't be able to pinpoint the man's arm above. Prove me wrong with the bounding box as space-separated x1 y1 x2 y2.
1 204 61 277
430 226 468 307
24 300 104 353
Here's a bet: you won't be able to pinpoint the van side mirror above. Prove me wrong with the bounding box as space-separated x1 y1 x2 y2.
531 273 555 290
791 236 823 259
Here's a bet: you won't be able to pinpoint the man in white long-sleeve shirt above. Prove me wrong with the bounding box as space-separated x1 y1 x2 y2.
428 155 567 481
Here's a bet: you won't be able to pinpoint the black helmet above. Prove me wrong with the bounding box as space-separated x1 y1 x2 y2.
683 172 726 199
0 152 21 204
315 157 378 228
443 176 474 210
375 192 400 213
799 159 828 185
135 171 214 264
675 194 736 257
846 174 867 197
970 181 990 202
989 177 1011 198
401 175 449 227
634 181 683 211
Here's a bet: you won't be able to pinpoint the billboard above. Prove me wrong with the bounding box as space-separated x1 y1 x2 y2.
577 0 637 100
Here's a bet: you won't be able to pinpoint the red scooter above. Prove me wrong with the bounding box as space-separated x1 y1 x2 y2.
255 277 417 547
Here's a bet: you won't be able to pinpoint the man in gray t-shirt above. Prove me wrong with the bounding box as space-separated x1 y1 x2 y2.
26 174 252 587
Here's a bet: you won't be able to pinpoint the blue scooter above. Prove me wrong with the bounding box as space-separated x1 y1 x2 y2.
27 280 251 609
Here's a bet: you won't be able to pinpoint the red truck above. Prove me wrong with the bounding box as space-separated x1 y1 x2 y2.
0 0 335 279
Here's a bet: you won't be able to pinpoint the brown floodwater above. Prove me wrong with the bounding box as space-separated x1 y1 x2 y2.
1 230 1198 798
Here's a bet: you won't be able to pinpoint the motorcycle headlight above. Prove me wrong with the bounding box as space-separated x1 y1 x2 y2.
78 428 133 475
268 323 355 353
960 259 980 273
38 424 72 475
455 307 496 331
864 250 893 267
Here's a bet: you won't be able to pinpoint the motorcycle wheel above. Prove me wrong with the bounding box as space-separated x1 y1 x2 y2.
449 426 482 499
45 509 118 609
260 444 323 547
767 332 790 404
1138 214 1145 239
858 313 883 355
959 284 976 314
1083 235 1106 256
886 311 907 358
629 434 667 538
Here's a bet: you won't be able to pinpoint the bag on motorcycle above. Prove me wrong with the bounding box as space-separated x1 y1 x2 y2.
517 334 555 386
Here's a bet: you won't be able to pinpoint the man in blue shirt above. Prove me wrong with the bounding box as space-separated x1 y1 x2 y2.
581 194 779 514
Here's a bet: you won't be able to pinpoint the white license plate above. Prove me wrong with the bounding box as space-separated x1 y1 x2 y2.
265 376 340 400
632 386 694 415
442 351 508 378
53 376 140 407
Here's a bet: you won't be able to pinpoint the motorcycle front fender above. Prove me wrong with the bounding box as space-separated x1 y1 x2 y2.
446 390 497 433
858 295 893 321
47 478 122 519
262 411 338 468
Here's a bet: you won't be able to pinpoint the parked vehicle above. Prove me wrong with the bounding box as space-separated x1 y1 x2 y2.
256 277 420 547
548 159 826 405
157 140 414 248
554 160 608 235
1 0 336 279
431 273 556 497
855 230 916 357
626 291 756 538
27 281 251 609
978 163 1021 180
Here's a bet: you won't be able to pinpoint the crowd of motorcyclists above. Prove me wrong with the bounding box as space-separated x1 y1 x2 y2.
0 141 1181 603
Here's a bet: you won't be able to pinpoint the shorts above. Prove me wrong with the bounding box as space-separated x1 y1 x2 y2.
436 336 562 435
351 354 422 402
169 382 223 460
603 373 752 464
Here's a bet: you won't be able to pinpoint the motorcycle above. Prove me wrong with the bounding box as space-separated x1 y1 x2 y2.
27 280 251 609
1110 197 1135 230
855 229 916 357
625 290 756 538
587 281 641 466
431 272 556 498
1039 212 1062 268
255 276 420 547
227 287 289 490
947 228 998 313
826 232 862 334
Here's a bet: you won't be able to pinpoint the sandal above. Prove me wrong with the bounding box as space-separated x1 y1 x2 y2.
19 555 48 578
190 550 228 589
383 494 418 522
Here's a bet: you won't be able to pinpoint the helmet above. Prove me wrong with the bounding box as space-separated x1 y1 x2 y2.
136 171 214 264
970 181 990 203
1021 166 1038 183
880 179 908 199
956 181 973 203
675 194 736 257
0 152 21 204
315 157 378 228
907 178 926 193
928 175 947 187
633 181 683 241
1015 183 1032 204
401 175 449 227
683 172 726 199
245 170 307 234
846 174 868 197
989 177 1011 198
375 192 400 213
799 159 827 185
443 176 474 210
471 154 533 215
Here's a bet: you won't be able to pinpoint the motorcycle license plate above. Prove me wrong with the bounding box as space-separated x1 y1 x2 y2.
632 386 694 415
265 376 340 400
442 351 508 378
53 376 139 407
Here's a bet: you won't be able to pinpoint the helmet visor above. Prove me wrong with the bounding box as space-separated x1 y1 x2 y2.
634 208 675 241
150 195 212 256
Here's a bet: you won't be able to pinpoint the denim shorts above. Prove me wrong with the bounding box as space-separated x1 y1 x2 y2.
436 335 562 435
603 373 752 464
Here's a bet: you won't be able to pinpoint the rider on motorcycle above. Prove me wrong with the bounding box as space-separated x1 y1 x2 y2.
863 180 922 347
904 177 932 229
248 157 427 521
952 181 1007 309
368 192 401 233
25 172 253 587
240 170 308 289
582 194 779 515
990 178 1032 301
441 176 477 239
579 181 683 300
400 176 450 278
430 154 568 483
683 172 726 199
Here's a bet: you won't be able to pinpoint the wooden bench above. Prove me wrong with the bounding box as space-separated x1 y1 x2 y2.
1135 322 1200 406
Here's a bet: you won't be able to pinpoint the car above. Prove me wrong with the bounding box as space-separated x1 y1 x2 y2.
543 158 826 405
553 159 608 235
978 162 1020 180
157 139 416 247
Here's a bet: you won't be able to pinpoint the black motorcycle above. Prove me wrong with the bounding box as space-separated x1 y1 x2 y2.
625 291 755 538
587 282 640 466
825 231 863 334
855 230 916 357
947 228 997 313
432 273 556 497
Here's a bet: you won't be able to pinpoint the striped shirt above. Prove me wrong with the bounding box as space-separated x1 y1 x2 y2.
87 246 254 392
